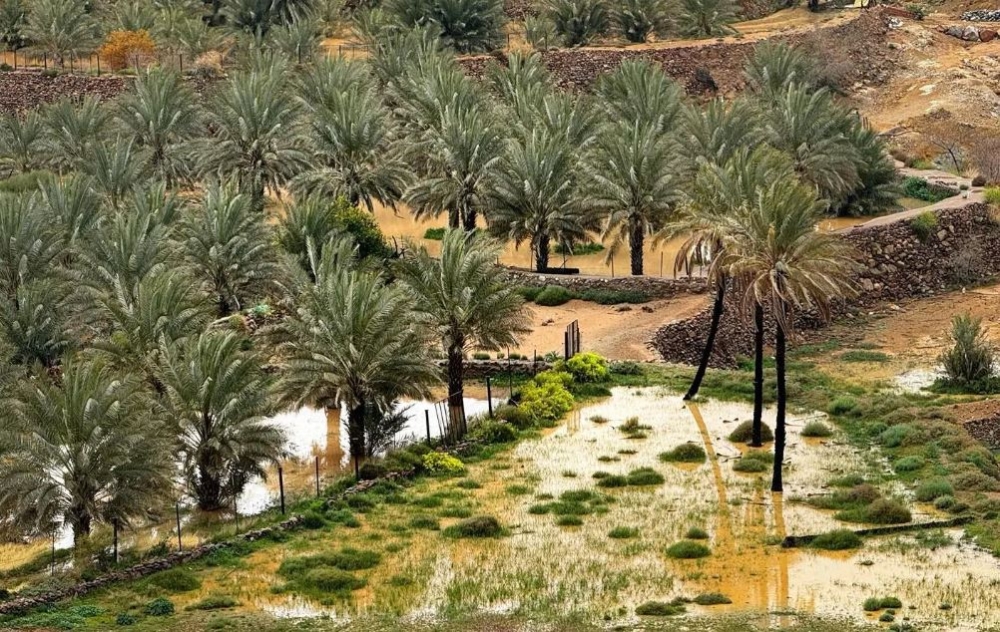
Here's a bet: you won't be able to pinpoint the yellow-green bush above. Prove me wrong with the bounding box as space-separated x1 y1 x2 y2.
565 352 609 382
519 370 574 424
422 452 466 473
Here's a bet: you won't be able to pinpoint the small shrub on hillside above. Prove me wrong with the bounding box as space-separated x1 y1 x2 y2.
116 613 137 625
665 540 711 559
909 211 939 242
810 529 863 550
659 443 707 463
186 595 239 611
902 177 956 203
443 515 504 538
801 421 833 437
516 286 543 302
939 314 995 388
423 227 446 240
685 526 709 540
609 526 640 539
144 597 175 616
694 592 733 605
99 30 156 70
916 478 955 502
544 0 610 46
636 600 686 616
893 456 925 473
626 467 665 486
566 351 610 382
534 285 575 306
879 424 916 448
827 396 858 416
985 187 1000 205
728 421 773 444
150 568 201 592
422 452 466 474
950 470 1000 492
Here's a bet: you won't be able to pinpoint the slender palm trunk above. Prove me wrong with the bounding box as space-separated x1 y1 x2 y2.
197 460 223 511
630 218 644 276
751 303 765 447
448 206 461 230
535 234 550 272
771 318 787 493
447 344 466 441
70 503 92 547
462 207 477 233
348 402 366 478
684 278 726 401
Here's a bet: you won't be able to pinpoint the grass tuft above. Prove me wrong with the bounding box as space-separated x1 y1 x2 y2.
810 529 862 550
801 420 833 437
693 592 732 605
665 540 711 559
609 526 640 539
685 526 709 540
635 600 686 616
659 443 707 463
442 515 504 538
728 420 773 444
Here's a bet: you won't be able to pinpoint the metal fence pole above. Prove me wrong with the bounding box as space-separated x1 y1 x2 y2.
175 503 182 551
278 466 286 515
315 456 321 497
425 409 431 445
486 376 493 417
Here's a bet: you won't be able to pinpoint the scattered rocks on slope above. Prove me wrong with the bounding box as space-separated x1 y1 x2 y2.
962 10 1000 21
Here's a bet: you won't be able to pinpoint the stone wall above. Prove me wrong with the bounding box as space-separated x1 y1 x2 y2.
964 416 1000 449
0 71 131 114
504 268 708 298
652 203 1000 366
457 359 553 378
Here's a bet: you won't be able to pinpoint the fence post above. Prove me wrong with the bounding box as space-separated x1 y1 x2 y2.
96 54 100 76
178 54 183 74
175 503 182 552
425 409 431 445
507 349 513 398
69 54 73 73
278 466 286 515
113 519 119 564
315 456 321 497
486 376 493 417
51 532 56 575
660 252 664 277
43 53 47 71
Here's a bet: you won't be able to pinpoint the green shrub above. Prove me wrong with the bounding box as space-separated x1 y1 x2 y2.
728 420 773 443
519 371 575 423
186 595 239 611
386 0 505 53
331 200 392 259
300 510 327 530
878 424 915 448
635 600 685 616
0 170 55 194
810 529 862 550
471 420 518 444
801 421 833 438
659 443 707 463
733 457 768 473
694 592 732 605
837 498 911 525
828 474 866 487
566 351 610 382
939 314 995 387
472 352 491 360
902 177 955 203
556 515 583 526
893 456 925 473
827 396 858 416
596 474 628 488
933 495 956 511
863 597 881 612
554 240 604 255
422 452 466 473
626 467 665 486
951 470 1000 492
150 568 201 592
442 515 504 538
879 612 895 623
302 568 366 592
839 350 889 363
910 210 939 241
665 540 711 559
516 286 543 302
144 597 175 616
423 227 446 240
409 516 440 530
116 613 137 625
610 360 643 375
915 478 954 502
984 187 1000 205
880 597 902 609
685 526 709 540
577 289 650 304
609 526 640 539
506 484 532 496
534 285 575 306
495 405 534 430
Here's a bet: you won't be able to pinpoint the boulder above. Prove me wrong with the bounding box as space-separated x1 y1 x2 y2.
963 26 981 41
981 28 997 42
946 25 966 38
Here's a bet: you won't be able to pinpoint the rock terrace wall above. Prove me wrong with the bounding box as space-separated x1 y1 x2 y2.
0 71 131 114
504 268 708 299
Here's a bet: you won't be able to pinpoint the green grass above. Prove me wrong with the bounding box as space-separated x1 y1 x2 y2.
659 443 707 463
442 515 504 538
149 568 201 592
915 478 954 502
596 475 628 488
635 600 686 616
839 350 889 363
423 227 446 240
810 529 863 550
733 457 769 473
625 467 665 486
665 540 711 559
556 515 583 526
186 595 240 611
685 526 709 540
801 420 834 437
608 526 640 539
694 592 733 605
910 210 939 242
727 420 773 444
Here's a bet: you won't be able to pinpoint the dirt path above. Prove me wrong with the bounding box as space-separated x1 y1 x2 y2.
514 294 709 361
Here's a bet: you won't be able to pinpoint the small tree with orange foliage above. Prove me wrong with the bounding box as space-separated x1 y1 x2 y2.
98 30 155 71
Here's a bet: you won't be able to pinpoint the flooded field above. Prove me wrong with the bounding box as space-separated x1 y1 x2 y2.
132 388 1000 630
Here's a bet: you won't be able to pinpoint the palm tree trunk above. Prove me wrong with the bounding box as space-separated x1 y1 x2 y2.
70 503 92 547
448 207 461 230
197 460 223 511
535 235 550 272
348 402 366 478
751 303 765 447
771 318 787 493
630 218 644 276
447 344 467 441
684 278 726 401
462 209 477 233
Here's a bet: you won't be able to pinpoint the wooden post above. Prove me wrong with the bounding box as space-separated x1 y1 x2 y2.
43 53 47 71
278 466 286 515
507 349 513 398
660 252 664 277
175 503 182 551
96 54 100 76
51 532 56 575
425 409 431 445
611 258 614 278
486 376 493 417
179 54 183 73
112 519 119 564
315 456 321 497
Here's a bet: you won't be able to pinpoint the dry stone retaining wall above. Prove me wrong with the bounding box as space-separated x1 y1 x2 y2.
504 268 708 298
653 203 1000 366
0 71 131 114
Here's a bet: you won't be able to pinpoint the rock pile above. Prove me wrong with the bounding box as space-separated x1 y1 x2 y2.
964 416 1000 448
942 24 998 42
0 71 130 114
961 10 1000 21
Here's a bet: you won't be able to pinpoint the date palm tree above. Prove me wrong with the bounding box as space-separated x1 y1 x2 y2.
744 41 817 101
679 97 762 169
22 0 98 66
272 264 438 477
277 195 344 277
80 138 145 211
179 181 281 317
727 177 857 492
293 76 409 212
116 68 200 187
0 111 44 174
161 331 285 511
36 174 103 248
677 0 738 38
0 280 75 369
386 0 505 53
398 229 530 438
40 97 112 174
0 192 65 302
194 54 307 211
488 129 591 271
0 361 172 545
596 59 683 136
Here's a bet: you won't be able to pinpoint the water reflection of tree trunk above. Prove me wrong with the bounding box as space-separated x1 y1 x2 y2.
325 407 346 471
773 491 791 625
688 403 733 554
567 408 581 434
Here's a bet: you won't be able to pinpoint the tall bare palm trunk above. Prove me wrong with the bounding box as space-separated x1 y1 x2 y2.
348 402 366 478
771 318 788 493
684 279 726 401
751 303 765 447
535 234 550 272
447 344 467 441
630 218 644 276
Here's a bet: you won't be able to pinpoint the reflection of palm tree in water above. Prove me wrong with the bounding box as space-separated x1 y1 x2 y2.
773 491 791 622
688 403 733 555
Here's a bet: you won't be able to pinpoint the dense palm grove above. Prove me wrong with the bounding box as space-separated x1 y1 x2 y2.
0 0 879 547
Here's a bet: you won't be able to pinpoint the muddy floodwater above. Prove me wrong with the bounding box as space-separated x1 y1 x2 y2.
150 388 1000 630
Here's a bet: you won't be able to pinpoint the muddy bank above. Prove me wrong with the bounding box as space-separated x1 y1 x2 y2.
654 202 1000 367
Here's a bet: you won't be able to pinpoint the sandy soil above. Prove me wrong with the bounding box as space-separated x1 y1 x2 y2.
514 294 709 361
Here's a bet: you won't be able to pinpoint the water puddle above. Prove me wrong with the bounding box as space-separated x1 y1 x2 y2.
895 367 944 393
